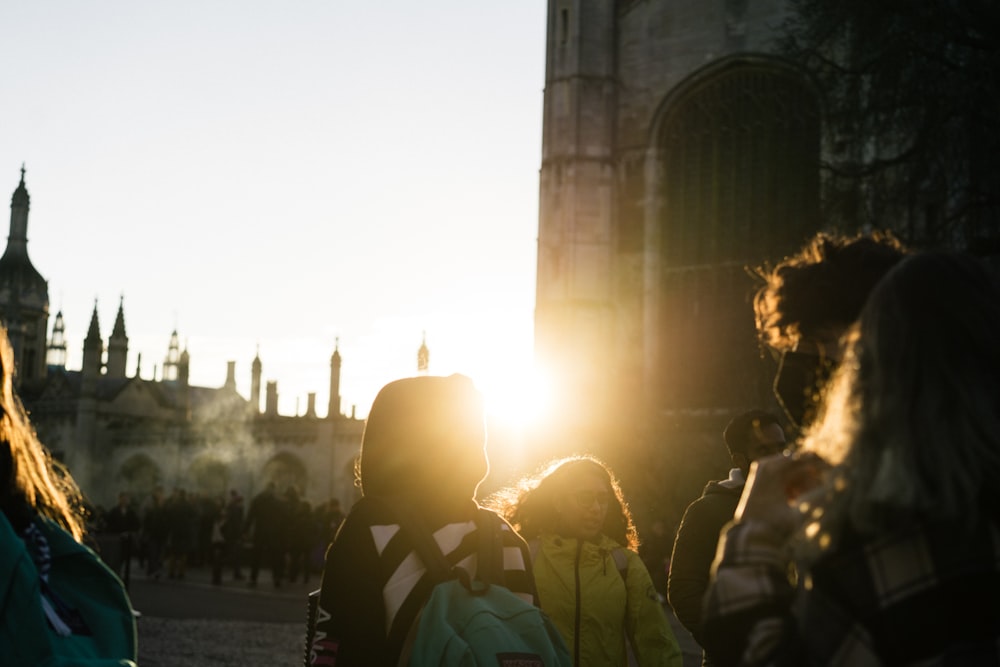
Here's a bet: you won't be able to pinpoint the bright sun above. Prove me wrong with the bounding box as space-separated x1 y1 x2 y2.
479 362 556 433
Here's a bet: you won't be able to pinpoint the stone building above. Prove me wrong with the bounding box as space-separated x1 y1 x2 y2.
535 0 826 445
1 169 364 509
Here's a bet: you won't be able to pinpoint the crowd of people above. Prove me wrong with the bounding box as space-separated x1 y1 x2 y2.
3 228 998 666
88 483 346 588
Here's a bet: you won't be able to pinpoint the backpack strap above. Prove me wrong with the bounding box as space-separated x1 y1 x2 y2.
380 498 453 582
473 508 505 587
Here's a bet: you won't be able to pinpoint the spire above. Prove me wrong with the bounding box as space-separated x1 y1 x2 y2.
417 331 430 374
163 329 180 381
328 338 341 419
111 294 127 338
178 342 190 386
11 164 29 209
85 301 101 343
81 301 103 378
1 164 44 285
106 294 129 378
46 309 67 368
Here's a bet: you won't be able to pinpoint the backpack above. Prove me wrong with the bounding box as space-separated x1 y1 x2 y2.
395 506 572 667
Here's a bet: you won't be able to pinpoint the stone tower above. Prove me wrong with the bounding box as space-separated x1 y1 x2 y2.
0 166 50 384
251 346 262 414
535 0 823 438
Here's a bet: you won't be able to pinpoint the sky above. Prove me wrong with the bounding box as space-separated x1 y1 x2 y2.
0 2 548 422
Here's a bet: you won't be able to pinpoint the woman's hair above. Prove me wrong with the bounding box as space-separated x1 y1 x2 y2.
357 374 489 504
753 230 907 351
487 455 639 550
0 328 87 541
803 251 1000 539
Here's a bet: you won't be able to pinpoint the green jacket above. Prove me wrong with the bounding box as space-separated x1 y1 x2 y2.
532 532 683 667
0 511 138 666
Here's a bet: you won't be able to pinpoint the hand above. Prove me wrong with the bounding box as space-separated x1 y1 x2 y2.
734 451 828 535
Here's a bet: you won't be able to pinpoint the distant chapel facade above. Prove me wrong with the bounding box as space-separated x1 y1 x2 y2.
1 170 364 509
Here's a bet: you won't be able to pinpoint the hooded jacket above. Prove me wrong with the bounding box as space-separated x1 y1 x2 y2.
667 468 744 659
531 532 683 667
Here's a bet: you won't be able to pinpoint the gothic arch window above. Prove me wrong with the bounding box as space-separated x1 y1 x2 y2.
653 58 821 410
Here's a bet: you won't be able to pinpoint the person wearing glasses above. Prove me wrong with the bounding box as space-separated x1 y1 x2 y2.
488 455 683 667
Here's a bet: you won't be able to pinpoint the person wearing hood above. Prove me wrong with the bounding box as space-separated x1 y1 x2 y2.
308 374 537 666
667 410 785 665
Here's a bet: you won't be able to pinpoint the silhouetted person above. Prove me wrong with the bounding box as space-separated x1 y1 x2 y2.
668 409 785 665
165 487 196 580
753 230 907 433
285 487 316 584
103 490 141 582
222 489 245 580
244 481 285 587
210 501 227 585
704 251 1000 665
310 374 538 666
142 485 169 579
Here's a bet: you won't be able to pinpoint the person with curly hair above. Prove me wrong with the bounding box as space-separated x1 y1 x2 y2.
704 251 1000 665
0 326 137 665
489 455 683 667
752 230 908 431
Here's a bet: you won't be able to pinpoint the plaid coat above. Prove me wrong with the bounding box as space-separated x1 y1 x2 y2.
703 516 1000 666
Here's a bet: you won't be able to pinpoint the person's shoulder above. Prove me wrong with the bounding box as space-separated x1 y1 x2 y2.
692 480 743 505
679 490 739 527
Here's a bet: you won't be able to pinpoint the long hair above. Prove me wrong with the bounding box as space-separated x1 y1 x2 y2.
487 455 639 550
0 329 86 541
802 251 1000 541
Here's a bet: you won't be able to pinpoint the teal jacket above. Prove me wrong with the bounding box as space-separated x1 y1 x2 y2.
0 511 137 666
532 532 683 667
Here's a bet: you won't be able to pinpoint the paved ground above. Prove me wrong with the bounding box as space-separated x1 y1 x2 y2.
127 561 703 666
127 562 317 666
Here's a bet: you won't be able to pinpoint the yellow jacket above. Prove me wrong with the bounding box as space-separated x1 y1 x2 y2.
532 532 683 667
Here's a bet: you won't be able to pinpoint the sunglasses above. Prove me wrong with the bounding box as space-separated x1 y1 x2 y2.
573 490 611 509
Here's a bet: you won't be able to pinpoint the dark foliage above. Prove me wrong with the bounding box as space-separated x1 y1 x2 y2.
778 0 1000 254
